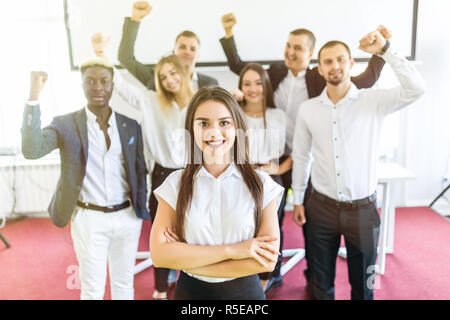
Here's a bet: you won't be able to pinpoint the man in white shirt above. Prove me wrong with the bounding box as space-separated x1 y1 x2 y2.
21 59 149 299
291 31 425 299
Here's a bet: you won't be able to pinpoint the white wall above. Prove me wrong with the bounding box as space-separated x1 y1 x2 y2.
402 0 450 208
66 0 416 66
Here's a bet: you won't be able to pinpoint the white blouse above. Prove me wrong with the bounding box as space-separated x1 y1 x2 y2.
154 164 284 283
245 108 287 165
112 69 186 170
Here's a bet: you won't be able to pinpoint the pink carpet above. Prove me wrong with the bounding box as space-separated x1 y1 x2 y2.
0 207 449 300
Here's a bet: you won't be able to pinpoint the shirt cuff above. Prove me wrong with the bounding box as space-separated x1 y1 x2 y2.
26 100 39 106
378 45 398 62
293 190 305 206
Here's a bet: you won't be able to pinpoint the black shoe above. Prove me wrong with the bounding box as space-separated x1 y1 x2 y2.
264 275 283 294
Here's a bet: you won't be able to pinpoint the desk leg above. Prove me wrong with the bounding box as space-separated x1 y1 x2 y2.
280 248 305 276
377 182 390 275
386 203 396 254
134 251 152 275
0 231 10 248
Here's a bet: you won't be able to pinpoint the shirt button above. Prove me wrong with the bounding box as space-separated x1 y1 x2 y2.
333 121 336 125
337 173 341 176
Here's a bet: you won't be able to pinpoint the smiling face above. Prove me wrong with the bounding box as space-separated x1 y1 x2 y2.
240 69 264 105
318 43 354 86
193 100 236 164
174 35 200 71
284 34 313 75
158 62 182 94
81 66 114 109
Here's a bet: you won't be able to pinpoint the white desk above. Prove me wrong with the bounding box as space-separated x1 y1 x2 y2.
338 162 416 275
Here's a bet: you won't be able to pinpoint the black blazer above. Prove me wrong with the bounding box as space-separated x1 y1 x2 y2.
118 17 218 90
21 105 150 227
220 36 386 98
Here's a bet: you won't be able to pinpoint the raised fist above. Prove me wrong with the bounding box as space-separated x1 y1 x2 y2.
377 25 392 41
132 1 152 22
29 71 48 101
221 13 237 38
91 32 111 58
230 88 244 102
359 30 387 55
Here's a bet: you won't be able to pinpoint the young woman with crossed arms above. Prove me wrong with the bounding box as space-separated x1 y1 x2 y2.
150 87 284 299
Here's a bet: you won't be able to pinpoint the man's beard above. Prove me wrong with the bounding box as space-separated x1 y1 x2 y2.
327 79 343 86
326 71 347 86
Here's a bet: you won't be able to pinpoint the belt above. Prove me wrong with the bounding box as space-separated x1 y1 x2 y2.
76 200 130 213
311 190 376 209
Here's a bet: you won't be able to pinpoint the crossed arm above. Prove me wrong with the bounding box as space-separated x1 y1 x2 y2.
150 198 280 278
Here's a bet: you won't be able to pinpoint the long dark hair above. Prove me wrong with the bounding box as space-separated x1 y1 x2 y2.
175 86 264 242
238 63 275 129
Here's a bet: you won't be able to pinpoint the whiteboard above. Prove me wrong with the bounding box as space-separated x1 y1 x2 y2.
64 0 417 69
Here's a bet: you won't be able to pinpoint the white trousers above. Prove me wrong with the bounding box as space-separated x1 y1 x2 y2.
70 205 142 300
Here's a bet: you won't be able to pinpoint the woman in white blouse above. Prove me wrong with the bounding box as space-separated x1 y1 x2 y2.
92 33 194 300
150 87 284 300
232 63 291 292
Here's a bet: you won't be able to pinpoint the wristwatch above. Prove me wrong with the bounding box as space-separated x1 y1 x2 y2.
378 40 390 55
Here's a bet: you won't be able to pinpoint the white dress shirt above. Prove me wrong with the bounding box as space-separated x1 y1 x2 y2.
113 70 187 170
191 72 199 92
274 69 309 153
245 108 287 165
79 107 130 206
292 47 426 205
154 164 284 283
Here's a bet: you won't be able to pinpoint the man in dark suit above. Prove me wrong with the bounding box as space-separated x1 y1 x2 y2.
117 1 218 91
21 59 149 300
219 13 390 294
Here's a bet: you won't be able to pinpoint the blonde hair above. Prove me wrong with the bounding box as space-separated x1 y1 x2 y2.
80 58 114 76
154 55 194 114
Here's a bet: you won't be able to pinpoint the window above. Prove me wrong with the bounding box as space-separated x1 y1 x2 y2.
0 0 84 154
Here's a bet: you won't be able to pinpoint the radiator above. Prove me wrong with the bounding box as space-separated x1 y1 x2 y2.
0 155 60 218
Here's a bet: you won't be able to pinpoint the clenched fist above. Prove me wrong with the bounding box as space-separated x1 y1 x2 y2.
131 1 152 22
91 32 111 58
230 88 244 102
221 13 237 38
377 25 392 41
29 71 48 101
359 30 387 55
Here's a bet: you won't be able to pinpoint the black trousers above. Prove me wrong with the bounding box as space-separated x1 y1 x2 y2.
149 163 180 292
259 174 285 280
270 156 313 283
175 272 266 300
305 191 380 300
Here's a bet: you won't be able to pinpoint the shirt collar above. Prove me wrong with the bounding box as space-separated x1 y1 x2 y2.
192 72 199 82
318 82 359 106
196 163 242 181
84 106 115 127
288 69 306 80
